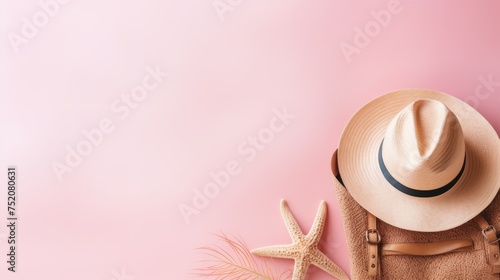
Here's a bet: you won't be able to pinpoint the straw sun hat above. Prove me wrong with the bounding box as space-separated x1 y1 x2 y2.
338 89 500 232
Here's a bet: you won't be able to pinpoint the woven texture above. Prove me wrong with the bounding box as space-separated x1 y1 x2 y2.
334 171 500 279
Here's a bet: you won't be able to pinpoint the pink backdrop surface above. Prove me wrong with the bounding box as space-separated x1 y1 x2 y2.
1 0 500 279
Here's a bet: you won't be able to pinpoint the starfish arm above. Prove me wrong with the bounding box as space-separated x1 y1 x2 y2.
310 250 350 280
251 244 297 260
306 200 327 244
280 200 305 242
291 256 311 280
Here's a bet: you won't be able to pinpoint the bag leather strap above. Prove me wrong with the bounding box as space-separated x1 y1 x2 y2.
366 214 500 278
473 215 500 276
382 239 473 256
366 212 380 277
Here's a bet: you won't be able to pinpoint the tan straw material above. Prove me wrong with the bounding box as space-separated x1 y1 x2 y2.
338 89 500 232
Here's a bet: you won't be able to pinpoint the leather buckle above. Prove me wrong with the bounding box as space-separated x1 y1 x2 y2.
482 225 500 244
366 229 381 245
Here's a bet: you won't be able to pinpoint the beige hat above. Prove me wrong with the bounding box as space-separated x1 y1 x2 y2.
338 89 500 232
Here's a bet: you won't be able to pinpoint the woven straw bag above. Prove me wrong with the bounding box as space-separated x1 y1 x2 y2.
332 150 500 279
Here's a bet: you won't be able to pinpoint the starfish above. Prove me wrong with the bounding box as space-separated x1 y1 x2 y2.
251 200 349 280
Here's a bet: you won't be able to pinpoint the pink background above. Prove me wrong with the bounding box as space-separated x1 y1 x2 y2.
1 0 500 279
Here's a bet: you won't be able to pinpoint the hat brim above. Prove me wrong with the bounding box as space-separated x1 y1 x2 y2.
338 89 500 232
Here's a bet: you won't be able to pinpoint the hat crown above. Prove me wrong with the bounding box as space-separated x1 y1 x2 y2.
382 99 466 191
